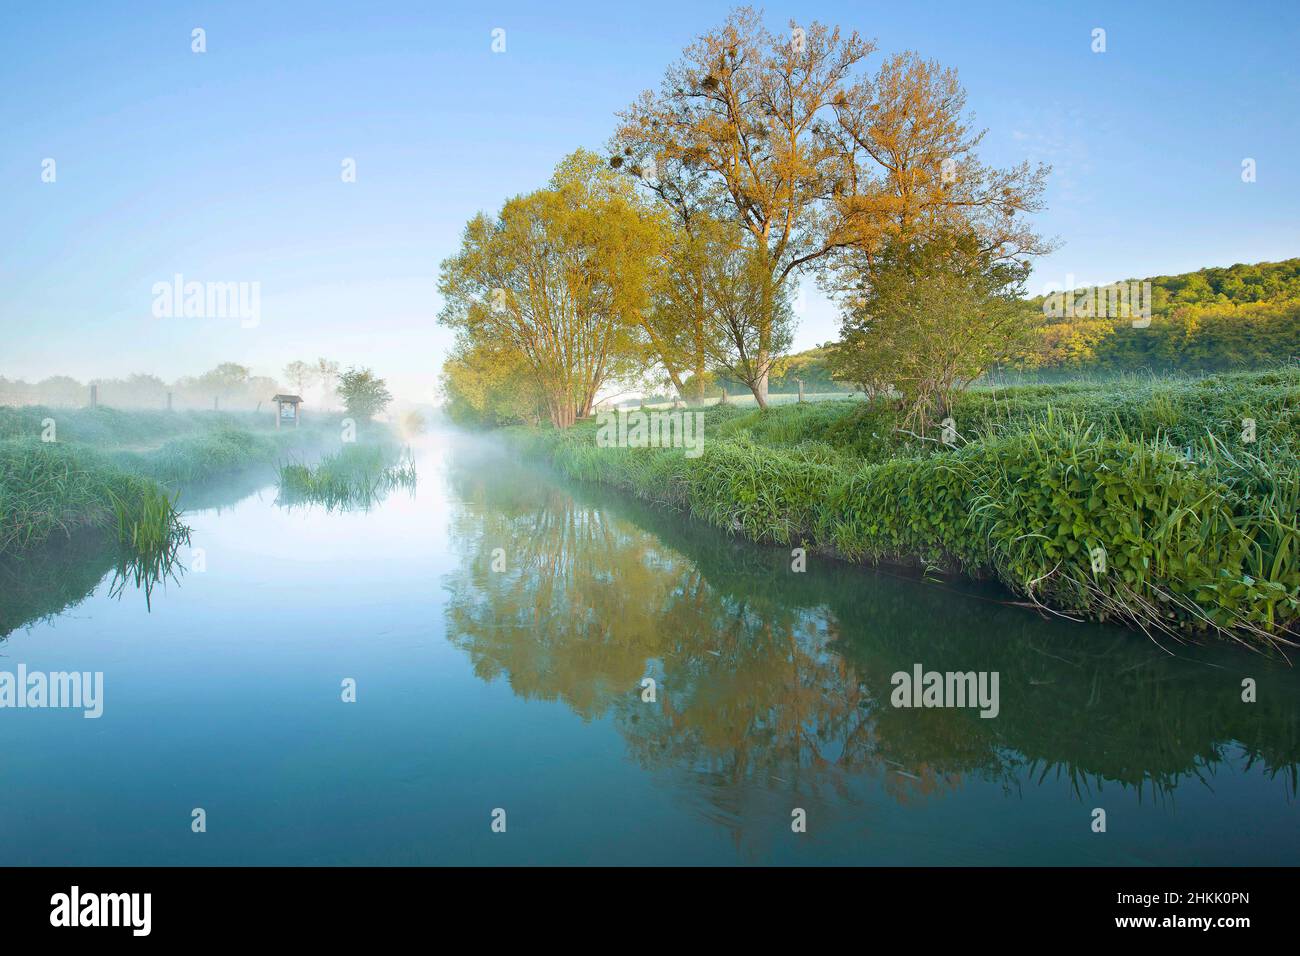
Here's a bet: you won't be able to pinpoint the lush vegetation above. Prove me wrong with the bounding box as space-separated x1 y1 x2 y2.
829 231 1032 426
441 253 1300 419
763 347 856 395
336 367 395 420
277 444 416 511
714 259 1300 394
441 7 1049 423
1019 259 1300 375
0 352 399 563
0 406 330 559
506 368 1300 649
436 6 1299 651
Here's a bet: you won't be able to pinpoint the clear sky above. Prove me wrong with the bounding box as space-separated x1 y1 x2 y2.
3 0 1298 403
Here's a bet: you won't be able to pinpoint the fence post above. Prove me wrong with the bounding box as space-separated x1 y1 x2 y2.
89 384 97 408
798 378 805 403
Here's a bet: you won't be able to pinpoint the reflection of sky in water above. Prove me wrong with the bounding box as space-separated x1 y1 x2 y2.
0 430 1296 865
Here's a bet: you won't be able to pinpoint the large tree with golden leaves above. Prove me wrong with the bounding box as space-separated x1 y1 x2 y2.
613 7 1051 406
438 150 663 427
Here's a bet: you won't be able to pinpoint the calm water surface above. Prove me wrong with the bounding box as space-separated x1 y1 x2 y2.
1 430 1297 865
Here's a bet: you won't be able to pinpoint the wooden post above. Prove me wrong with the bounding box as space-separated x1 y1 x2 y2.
166 391 173 411
213 396 219 411
90 384 97 408
798 378 805 403
294 402 299 428
275 400 281 430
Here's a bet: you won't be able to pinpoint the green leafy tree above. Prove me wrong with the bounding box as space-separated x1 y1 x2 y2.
337 367 393 420
440 335 543 427
438 150 661 427
830 230 1029 429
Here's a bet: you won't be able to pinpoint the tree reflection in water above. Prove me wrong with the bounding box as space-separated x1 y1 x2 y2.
441 440 1300 849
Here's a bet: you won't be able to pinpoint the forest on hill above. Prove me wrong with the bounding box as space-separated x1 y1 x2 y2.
755 258 1300 393
1018 257 1300 375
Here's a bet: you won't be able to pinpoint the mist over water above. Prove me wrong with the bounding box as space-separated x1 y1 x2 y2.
0 427 1295 865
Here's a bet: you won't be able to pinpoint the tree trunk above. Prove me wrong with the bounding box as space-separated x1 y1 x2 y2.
665 368 688 404
691 290 708 405
755 269 773 408
547 391 576 429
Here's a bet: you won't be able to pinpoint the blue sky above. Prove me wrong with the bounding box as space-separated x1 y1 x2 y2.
3 0 1298 402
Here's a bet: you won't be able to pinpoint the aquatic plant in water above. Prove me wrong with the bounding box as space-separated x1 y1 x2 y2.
107 482 192 609
276 444 418 511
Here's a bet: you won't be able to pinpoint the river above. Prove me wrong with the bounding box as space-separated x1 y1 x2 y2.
0 428 1296 865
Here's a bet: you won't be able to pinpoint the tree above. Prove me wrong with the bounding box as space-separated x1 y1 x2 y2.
315 359 340 405
438 150 662 427
696 219 795 405
641 215 797 408
337 367 393 420
98 373 167 407
283 360 316 396
614 8 874 406
198 362 251 407
641 219 717 404
34 375 85 406
828 230 1030 430
614 9 1051 405
823 52 1053 280
440 335 543 427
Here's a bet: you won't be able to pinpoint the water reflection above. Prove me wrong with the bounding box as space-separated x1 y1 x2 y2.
0 518 196 637
442 440 1300 843
0 466 278 639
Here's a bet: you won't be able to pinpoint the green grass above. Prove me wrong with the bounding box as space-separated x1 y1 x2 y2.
504 368 1300 649
106 481 191 609
277 444 417 511
0 405 269 447
0 405 338 558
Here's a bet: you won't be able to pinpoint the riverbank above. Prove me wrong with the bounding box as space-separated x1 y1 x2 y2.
505 368 1300 650
0 406 338 557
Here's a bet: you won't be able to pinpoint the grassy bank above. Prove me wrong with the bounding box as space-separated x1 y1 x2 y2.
506 368 1300 649
0 406 334 557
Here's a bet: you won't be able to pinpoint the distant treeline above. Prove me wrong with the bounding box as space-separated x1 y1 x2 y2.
767 259 1300 389
1020 258 1300 374
1 363 278 410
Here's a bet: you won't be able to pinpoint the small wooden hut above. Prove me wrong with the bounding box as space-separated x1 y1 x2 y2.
272 393 303 429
